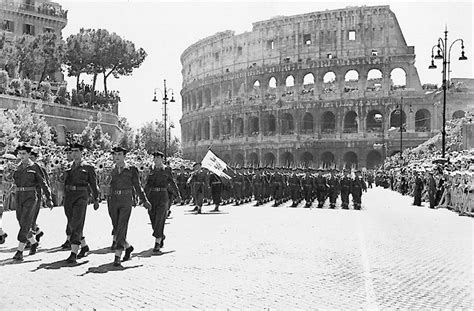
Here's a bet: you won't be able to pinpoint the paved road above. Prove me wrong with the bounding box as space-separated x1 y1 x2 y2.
0 188 472 309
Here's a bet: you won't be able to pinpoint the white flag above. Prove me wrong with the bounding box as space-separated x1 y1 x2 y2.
201 150 231 179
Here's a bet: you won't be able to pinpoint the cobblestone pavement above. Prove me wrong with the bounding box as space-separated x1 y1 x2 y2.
0 187 472 309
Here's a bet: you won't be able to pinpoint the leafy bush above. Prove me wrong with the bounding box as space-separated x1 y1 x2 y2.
10 78 23 95
0 70 9 94
40 81 52 101
23 79 32 97
57 85 68 105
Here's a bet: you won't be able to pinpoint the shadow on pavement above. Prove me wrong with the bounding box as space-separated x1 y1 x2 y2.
0 247 17 253
31 259 89 271
46 247 70 254
89 247 113 255
133 248 175 258
184 211 229 215
78 262 143 276
0 258 41 266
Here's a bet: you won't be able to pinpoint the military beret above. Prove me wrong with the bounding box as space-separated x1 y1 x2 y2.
70 142 85 151
152 151 164 158
111 146 127 154
16 144 33 153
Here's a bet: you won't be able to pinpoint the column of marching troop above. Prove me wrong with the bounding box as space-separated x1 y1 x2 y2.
0 143 181 267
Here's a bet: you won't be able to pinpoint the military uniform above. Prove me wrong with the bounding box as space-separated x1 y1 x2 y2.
314 170 328 208
12 146 52 260
340 172 352 209
288 170 302 207
176 168 190 204
63 160 99 261
302 172 315 208
188 165 207 213
209 173 223 211
327 171 340 209
145 159 178 252
351 172 367 210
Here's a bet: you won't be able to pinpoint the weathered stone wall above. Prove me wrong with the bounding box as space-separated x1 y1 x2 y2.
0 94 121 143
463 124 474 150
179 5 439 168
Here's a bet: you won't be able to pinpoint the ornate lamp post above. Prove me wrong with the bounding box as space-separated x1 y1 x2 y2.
429 27 468 158
152 79 175 162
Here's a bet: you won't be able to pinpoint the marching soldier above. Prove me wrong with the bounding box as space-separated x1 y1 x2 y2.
327 169 341 209
351 170 367 210
340 170 352 209
209 172 223 212
176 165 190 205
12 145 53 261
144 151 179 253
302 169 315 208
108 146 151 266
28 148 48 246
60 146 73 249
63 143 99 263
288 168 302 207
314 168 328 208
252 168 264 206
187 162 207 213
413 170 424 206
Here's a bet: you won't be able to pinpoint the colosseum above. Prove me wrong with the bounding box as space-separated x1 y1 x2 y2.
180 5 469 169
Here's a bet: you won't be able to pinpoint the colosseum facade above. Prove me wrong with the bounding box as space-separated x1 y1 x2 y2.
180 5 452 169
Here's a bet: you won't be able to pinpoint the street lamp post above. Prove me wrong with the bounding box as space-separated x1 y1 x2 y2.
153 79 175 162
429 27 468 158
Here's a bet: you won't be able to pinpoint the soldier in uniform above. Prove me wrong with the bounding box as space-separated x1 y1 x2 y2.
288 168 302 207
340 170 352 209
176 165 189 205
252 168 264 206
232 168 244 205
314 168 328 208
12 145 53 261
413 170 424 206
208 172 223 212
351 170 367 210
63 143 100 263
187 162 207 214
327 169 341 209
60 146 73 249
144 151 179 253
108 146 151 266
302 169 315 208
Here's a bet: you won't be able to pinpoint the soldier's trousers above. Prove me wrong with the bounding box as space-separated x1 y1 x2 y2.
192 184 204 207
253 184 263 202
15 192 38 243
108 194 133 250
178 183 189 202
31 192 42 231
64 191 88 245
328 190 338 205
211 184 222 205
148 191 169 240
351 191 362 204
234 183 243 201
316 189 326 206
341 191 350 207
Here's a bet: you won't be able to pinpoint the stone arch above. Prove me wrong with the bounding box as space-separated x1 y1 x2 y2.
285 75 295 87
268 76 277 88
203 120 210 140
343 151 358 169
415 109 431 132
300 151 313 166
344 69 359 92
343 111 358 133
248 152 259 167
264 114 276 136
212 119 220 139
303 73 315 85
366 110 383 132
222 118 231 136
234 117 244 136
366 68 383 91
390 68 407 90
263 152 276 166
280 152 294 167
204 88 211 106
321 111 336 133
452 110 466 119
281 113 294 135
390 110 407 130
323 71 336 93
321 151 335 167
235 153 244 167
248 116 259 136
302 112 314 133
366 150 382 169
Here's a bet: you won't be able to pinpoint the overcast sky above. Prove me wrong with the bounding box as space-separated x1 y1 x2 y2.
59 0 473 136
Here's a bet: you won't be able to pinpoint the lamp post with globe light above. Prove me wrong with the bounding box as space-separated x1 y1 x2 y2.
429 27 467 158
152 79 175 162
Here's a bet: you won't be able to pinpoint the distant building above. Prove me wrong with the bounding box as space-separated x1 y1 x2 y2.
180 5 472 168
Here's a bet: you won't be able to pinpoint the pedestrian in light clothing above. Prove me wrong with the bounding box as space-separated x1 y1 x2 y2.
12 145 53 261
108 146 151 266
144 151 179 253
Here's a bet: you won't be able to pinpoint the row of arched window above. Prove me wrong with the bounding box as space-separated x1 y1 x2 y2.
182 108 438 142
182 67 409 112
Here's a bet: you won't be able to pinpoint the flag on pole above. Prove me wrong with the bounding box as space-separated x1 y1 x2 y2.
201 150 231 179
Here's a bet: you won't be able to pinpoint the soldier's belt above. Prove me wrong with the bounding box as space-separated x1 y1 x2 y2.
211 182 221 185
150 187 167 192
253 183 262 185
194 182 204 185
111 189 133 195
16 187 37 192
234 182 242 184
65 185 88 191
